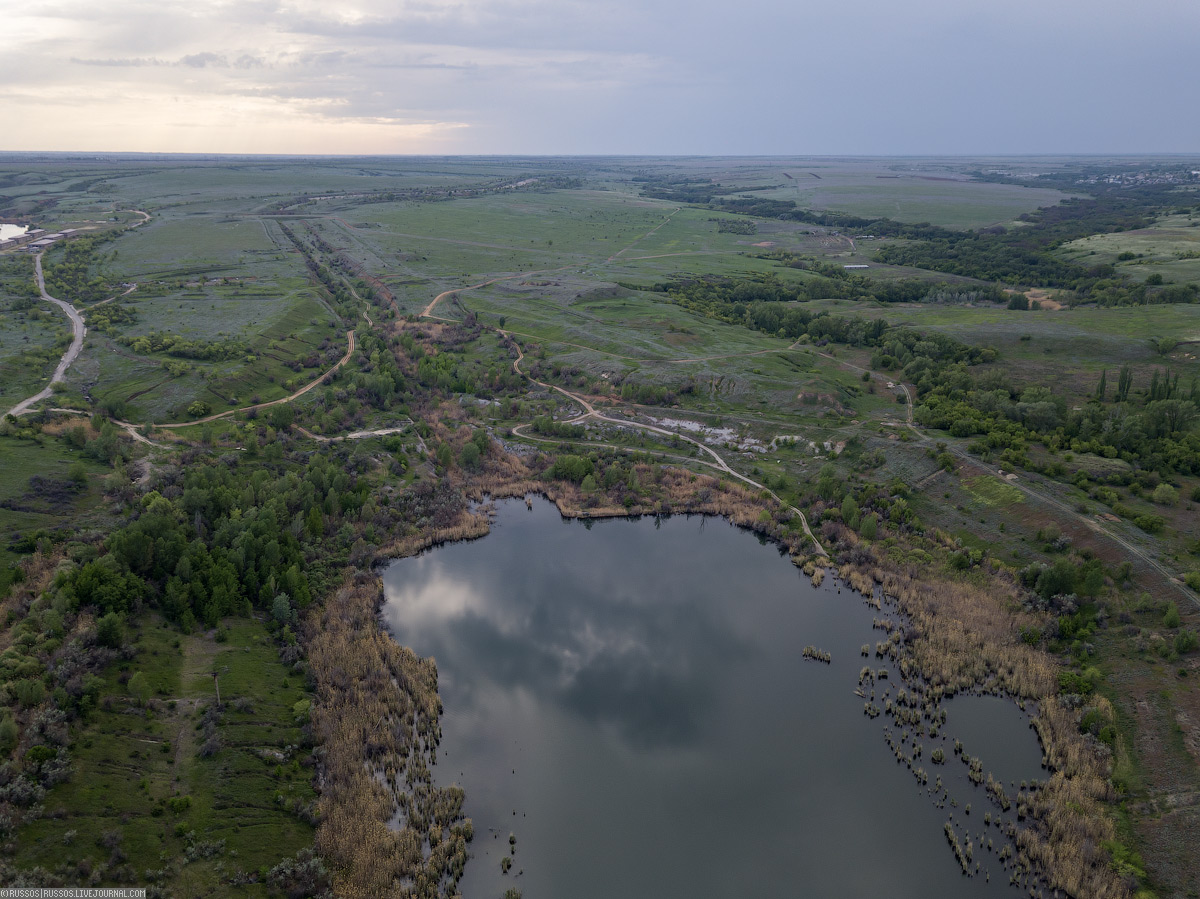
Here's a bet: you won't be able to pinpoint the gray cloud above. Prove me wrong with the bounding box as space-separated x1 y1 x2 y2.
180 52 228 68
9 0 1200 153
71 57 168 67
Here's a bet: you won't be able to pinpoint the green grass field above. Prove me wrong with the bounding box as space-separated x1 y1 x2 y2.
805 298 1200 400
0 433 112 578
15 617 315 894
0 300 71 412
1058 212 1200 284
792 179 1074 229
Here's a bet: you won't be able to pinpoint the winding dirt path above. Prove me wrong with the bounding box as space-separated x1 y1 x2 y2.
501 330 827 556
6 253 88 417
155 330 356 429
422 266 576 320
93 283 138 307
814 353 1197 607
294 423 409 444
604 208 680 262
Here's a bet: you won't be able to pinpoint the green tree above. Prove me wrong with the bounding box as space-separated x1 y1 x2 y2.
0 717 17 755
268 404 295 429
861 514 878 540
96 611 124 648
841 495 861 529
128 671 150 704
1152 483 1179 505
459 442 481 470
272 594 294 626
1116 364 1133 403
303 505 322 539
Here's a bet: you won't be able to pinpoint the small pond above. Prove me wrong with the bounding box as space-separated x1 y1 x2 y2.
382 499 1043 897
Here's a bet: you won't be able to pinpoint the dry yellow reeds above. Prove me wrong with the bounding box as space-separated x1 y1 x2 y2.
831 557 1129 899
305 574 472 898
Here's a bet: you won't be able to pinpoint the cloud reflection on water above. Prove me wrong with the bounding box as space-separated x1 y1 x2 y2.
383 530 751 750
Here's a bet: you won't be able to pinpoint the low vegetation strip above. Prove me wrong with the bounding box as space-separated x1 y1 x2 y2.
306 574 473 899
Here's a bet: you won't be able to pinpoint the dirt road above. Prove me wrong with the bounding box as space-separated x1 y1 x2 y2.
501 329 828 557
815 353 1196 607
6 253 88 417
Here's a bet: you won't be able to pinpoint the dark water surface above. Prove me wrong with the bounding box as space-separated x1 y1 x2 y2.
381 500 1041 898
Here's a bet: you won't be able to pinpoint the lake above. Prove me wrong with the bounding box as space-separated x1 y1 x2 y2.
382 499 1042 898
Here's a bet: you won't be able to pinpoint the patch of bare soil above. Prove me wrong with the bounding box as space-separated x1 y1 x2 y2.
1025 289 1063 310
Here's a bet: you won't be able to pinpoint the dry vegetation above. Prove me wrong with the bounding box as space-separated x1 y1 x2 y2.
835 553 1131 898
305 573 473 899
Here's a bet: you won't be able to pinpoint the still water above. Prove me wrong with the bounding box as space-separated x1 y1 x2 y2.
0 224 28 241
382 499 1042 898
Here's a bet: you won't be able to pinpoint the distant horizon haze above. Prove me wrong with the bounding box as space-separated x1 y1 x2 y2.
2 0 1198 156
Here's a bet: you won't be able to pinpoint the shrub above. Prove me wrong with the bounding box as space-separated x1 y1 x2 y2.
96 611 124 648
459 442 480 470
1134 514 1164 534
1058 668 1099 695
1164 603 1181 629
548 455 593 484
0 718 18 755
1151 483 1179 505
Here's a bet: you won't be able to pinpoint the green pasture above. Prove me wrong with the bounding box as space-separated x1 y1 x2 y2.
77 290 342 422
337 189 678 270
444 279 887 426
805 298 1200 398
104 158 582 214
0 433 111 572
110 217 280 277
115 283 324 343
1058 213 1200 284
0 297 71 411
790 179 1073 229
16 617 315 895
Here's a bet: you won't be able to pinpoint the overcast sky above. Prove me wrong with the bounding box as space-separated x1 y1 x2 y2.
2 0 1198 155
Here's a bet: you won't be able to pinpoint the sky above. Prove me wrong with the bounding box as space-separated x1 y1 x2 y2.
2 0 1198 156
